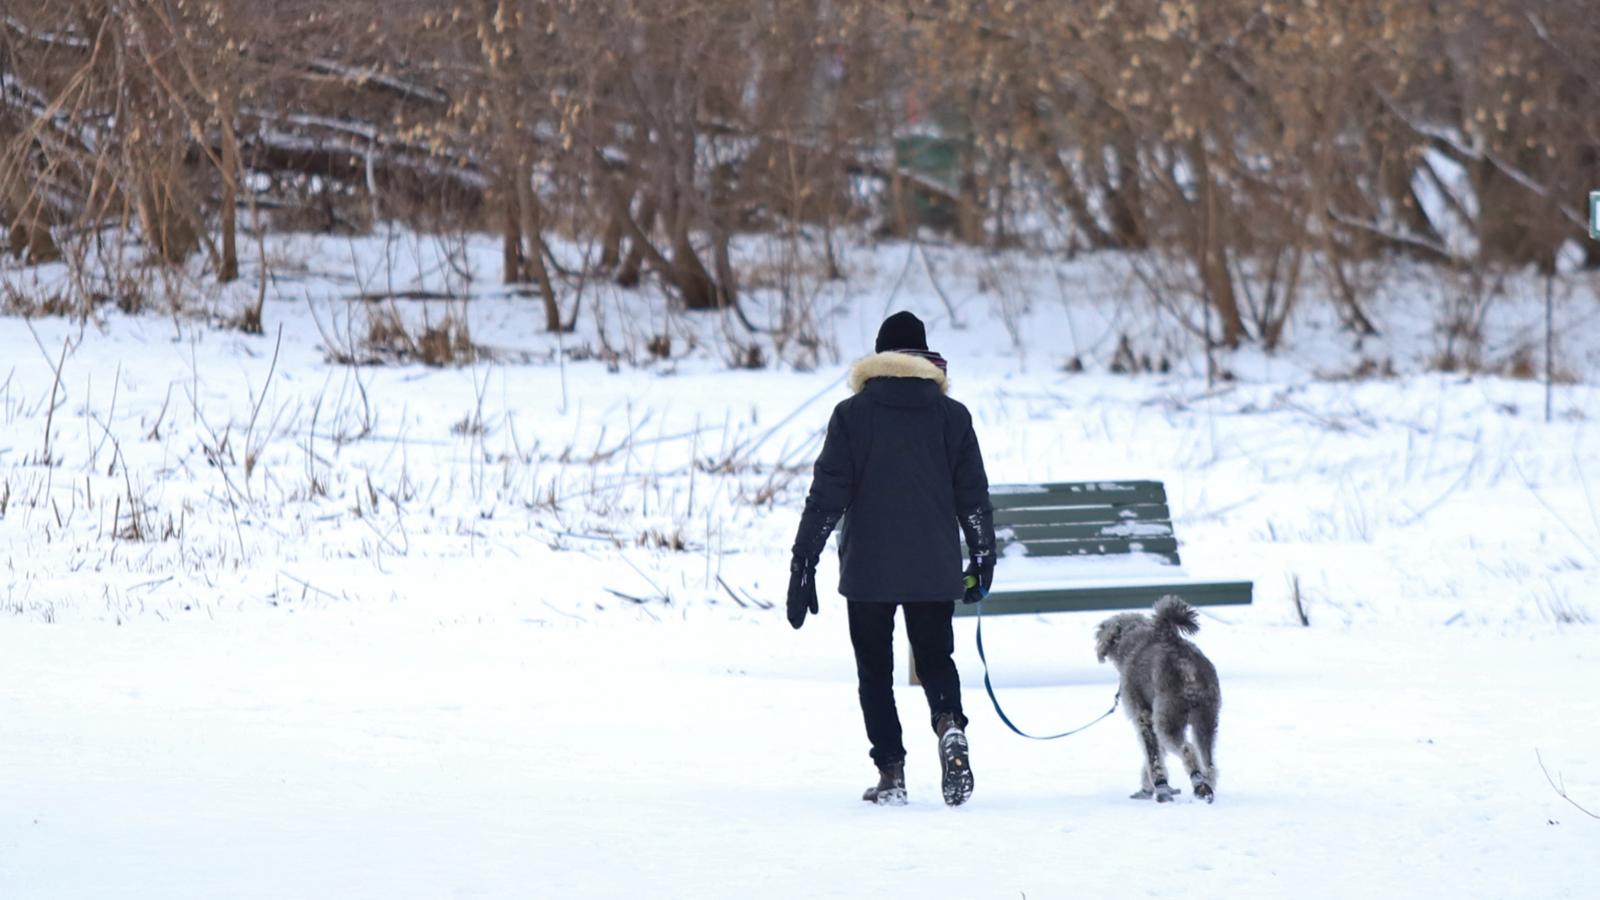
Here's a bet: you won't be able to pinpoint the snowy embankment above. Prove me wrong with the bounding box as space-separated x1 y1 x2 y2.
2 233 1598 897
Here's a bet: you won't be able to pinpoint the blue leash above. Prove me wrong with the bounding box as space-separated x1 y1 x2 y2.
973 600 1122 740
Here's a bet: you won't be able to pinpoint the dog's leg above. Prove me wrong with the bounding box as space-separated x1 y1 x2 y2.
1131 763 1155 800
1128 707 1176 801
1180 743 1212 802
1149 703 1188 803
1186 706 1219 802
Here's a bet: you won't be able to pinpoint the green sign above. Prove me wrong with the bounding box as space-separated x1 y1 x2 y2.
1592 190 1600 240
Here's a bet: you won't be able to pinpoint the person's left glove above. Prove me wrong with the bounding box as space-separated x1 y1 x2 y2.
958 505 996 604
787 556 820 629
963 552 994 604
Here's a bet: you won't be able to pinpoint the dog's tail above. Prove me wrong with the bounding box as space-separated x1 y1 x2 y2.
1152 594 1200 637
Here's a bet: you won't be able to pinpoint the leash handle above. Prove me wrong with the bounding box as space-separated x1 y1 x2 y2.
974 600 1121 741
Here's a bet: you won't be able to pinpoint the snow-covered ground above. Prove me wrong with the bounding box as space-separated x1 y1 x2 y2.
2 232 1598 897
1 616 1595 898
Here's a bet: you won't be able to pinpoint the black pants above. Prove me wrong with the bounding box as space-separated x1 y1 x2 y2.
846 600 968 768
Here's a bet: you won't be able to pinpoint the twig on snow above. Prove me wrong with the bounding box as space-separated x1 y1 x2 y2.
1537 749 1600 820
1512 460 1600 566
714 574 748 609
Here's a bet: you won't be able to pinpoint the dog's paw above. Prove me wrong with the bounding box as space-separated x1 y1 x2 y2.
1194 783 1214 803
1129 788 1154 800
1154 784 1181 803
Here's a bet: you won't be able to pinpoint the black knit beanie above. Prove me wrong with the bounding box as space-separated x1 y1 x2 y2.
875 311 928 353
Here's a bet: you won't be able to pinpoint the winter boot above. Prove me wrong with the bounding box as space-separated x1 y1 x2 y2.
862 763 907 806
935 714 973 807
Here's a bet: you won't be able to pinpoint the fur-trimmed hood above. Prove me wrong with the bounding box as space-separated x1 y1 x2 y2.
848 351 949 395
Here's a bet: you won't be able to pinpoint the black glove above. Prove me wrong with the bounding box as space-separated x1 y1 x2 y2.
963 555 994 604
958 505 996 604
787 556 819 629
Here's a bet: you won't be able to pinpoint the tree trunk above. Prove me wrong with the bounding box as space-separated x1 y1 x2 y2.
616 193 656 287
513 160 562 333
137 173 200 265
501 178 523 285
670 224 718 310
1262 244 1306 350
886 160 911 238
664 125 721 310
218 93 240 283
1201 242 1246 349
1191 138 1245 348
1104 132 1147 250
957 141 985 245
599 189 630 271
1326 254 1381 337
7 212 61 263
1042 148 1113 250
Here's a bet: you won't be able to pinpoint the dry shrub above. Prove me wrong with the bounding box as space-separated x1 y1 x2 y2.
1108 334 1170 375
416 315 477 367
7 222 62 263
1429 349 1465 375
364 306 414 359
450 412 486 436
348 306 479 366
1507 346 1537 380
1 284 74 318
638 528 688 552
739 253 842 293
1500 346 1577 384
1332 357 1398 381
106 278 150 315
734 344 766 371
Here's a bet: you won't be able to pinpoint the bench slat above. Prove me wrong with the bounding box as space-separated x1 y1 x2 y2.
994 503 1171 527
1007 536 1180 559
952 580 1254 617
990 481 1167 510
1002 522 1175 542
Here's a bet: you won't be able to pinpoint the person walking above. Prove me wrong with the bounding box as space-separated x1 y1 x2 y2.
787 310 995 807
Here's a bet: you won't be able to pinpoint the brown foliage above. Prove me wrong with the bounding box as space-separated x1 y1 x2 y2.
2 0 1596 346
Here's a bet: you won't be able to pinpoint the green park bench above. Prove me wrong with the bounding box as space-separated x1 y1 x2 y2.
911 480 1252 683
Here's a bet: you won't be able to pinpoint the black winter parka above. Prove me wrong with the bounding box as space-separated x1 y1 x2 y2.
791 352 992 603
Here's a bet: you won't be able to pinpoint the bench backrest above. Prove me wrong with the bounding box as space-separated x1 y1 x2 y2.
990 481 1179 564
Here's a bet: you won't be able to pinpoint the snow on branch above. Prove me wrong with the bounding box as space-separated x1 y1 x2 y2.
242 114 490 191
1374 89 1586 229
1325 207 1459 263
1 72 108 155
306 58 449 106
0 71 54 117
3 15 92 49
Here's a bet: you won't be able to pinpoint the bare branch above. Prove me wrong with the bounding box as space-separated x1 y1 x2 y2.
1537 750 1600 820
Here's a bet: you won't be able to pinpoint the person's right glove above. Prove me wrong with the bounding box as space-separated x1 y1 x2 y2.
787 556 820 629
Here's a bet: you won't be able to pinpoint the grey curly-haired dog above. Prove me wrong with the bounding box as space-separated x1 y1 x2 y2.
1095 595 1220 803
